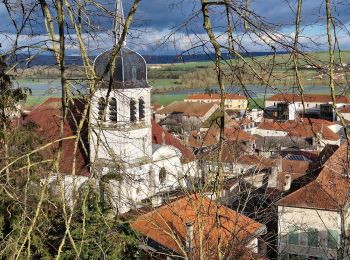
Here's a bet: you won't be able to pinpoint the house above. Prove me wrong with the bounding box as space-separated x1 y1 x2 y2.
188 126 256 152
255 119 341 148
184 93 248 110
155 101 219 133
265 93 350 121
131 194 267 259
277 143 350 259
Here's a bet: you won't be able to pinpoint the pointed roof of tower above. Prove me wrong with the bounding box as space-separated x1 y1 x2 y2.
94 0 150 89
113 0 125 45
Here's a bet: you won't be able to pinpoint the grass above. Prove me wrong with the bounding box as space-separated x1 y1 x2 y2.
151 94 187 106
148 78 180 88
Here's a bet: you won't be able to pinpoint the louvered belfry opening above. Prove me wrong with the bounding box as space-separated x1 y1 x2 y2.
98 97 107 121
139 98 145 121
109 97 118 122
130 99 137 122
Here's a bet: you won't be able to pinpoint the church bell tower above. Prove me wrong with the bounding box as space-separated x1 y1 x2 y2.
90 0 152 168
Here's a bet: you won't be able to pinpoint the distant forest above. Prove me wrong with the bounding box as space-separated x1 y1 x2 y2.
8 51 288 68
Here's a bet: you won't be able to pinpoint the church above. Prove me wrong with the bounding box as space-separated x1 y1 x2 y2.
22 0 196 214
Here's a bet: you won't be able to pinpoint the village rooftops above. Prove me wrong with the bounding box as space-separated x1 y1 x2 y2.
131 194 266 259
188 126 255 148
156 101 218 117
267 93 350 104
277 143 350 211
151 120 195 163
256 118 340 141
22 97 89 176
185 93 247 100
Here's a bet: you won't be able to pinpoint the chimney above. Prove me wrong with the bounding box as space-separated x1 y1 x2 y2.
283 174 292 191
278 155 283 172
161 131 166 145
268 165 278 188
185 222 194 257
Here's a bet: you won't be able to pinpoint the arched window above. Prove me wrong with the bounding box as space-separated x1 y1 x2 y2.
139 98 145 121
109 97 117 122
159 167 167 184
97 97 106 121
130 99 137 122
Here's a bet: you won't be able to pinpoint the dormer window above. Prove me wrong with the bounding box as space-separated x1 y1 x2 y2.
130 99 137 122
97 97 106 121
139 98 145 121
109 97 117 122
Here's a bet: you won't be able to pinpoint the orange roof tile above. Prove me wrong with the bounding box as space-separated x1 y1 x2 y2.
257 119 340 141
186 93 247 100
151 120 195 163
132 194 265 259
278 143 350 210
23 98 89 176
157 101 218 117
267 93 350 103
189 126 255 148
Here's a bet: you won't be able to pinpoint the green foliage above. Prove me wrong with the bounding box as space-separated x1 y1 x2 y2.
0 55 31 127
59 181 141 259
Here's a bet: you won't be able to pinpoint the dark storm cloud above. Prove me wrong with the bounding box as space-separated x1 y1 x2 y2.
1 1 350 35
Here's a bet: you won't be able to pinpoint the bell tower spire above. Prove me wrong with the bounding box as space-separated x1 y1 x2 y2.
113 0 125 46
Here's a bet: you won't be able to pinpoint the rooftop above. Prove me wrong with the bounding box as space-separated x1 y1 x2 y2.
157 101 218 117
267 93 350 103
23 98 89 176
277 143 350 211
151 120 195 163
257 119 340 141
131 194 265 259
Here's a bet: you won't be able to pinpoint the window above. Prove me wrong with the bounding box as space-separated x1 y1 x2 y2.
139 98 145 121
130 99 137 122
131 65 137 81
274 102 276 106
159 167 167 184
316 104 318 108
97 97 106 121
288 226 299 245
109 97 117 122
307 103 309 108
327 229 339 249
307 228 318 247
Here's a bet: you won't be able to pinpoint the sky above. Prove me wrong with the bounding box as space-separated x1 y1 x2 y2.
1 0 350 55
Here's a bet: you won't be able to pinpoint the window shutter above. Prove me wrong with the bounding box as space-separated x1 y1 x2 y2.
307 228 318 247
288 226 299 245
327 229 339 249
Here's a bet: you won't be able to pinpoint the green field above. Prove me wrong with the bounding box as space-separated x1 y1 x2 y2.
151 94 187 105
20 51 350 108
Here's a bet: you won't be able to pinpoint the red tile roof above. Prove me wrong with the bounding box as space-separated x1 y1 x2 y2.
267 93 350 103
278 143 350 210
186 93 247 100
23 98 89 176
132 194 265 259
257 119 340 141
151 120 195 163
189 126 255 148
157 101 218 117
